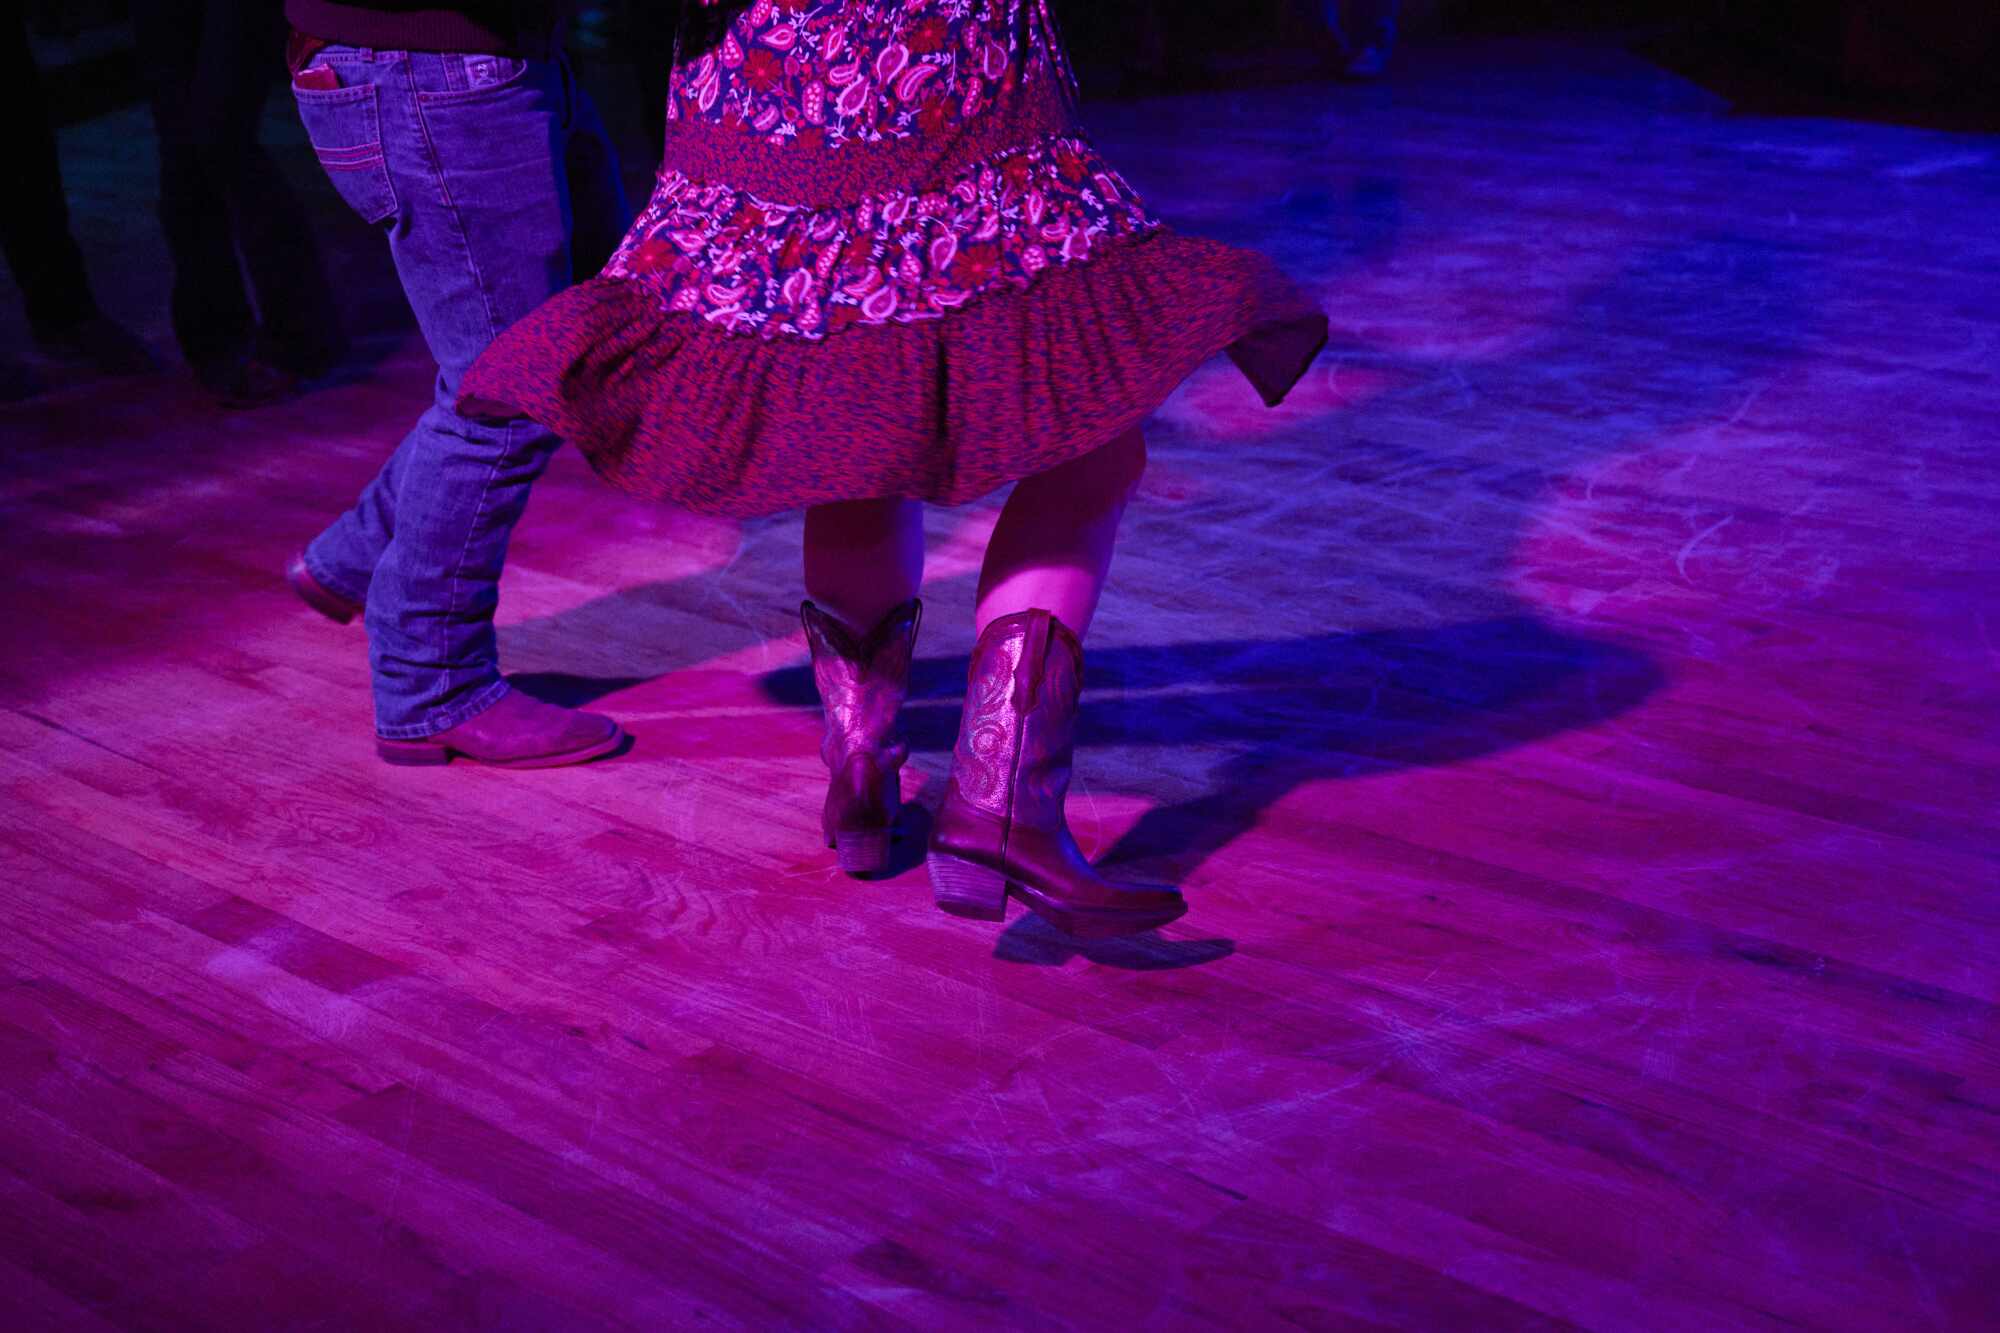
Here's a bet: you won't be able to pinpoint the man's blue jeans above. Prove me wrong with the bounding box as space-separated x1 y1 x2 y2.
290 46 627 738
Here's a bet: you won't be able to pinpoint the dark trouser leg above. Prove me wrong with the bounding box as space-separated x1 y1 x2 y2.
562 55 632 277
1324 0 1398 54
1358 0 1398 51
132 0 253 371
626 0 676 162
190 0 344 372
131 0 342 374
0 10 96 336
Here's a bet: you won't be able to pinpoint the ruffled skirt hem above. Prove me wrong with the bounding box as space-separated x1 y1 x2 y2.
458 231 1328 518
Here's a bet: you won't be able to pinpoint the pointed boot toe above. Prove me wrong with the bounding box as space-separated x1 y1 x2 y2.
376 690 626 769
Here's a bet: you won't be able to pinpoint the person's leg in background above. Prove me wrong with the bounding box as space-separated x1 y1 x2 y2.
1324 0 1398 79
291 44 631 765
190 0 346 386
130 0 263 401
1356 0 1399 71
0 8 152 385
623 0 677 162
562 53 632 277
131 0 343 405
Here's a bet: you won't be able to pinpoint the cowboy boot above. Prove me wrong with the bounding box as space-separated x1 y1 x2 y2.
801 598 922 875
374 689 625 768
929 609 1186 938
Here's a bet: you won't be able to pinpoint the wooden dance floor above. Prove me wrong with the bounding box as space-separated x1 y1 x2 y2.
3 36 1996 1332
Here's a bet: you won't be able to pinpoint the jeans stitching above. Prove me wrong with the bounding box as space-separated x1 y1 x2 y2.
443 425 512 707
409 59 510 347
399 53 482 710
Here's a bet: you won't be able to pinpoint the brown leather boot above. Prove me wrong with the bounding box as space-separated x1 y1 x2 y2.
375 689 625 768
801 598 922 875
929 609 1186 938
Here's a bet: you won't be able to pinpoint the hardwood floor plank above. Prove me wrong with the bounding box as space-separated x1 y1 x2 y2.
5 29 1997 1331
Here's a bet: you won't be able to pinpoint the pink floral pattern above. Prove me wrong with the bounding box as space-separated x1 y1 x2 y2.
592 0 1157 339
605 136 1159 339
674 0 1077 147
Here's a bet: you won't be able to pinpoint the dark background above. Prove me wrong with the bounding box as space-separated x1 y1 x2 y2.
20 1 1999 129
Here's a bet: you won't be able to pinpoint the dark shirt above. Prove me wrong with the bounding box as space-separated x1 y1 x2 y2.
285 1 565 58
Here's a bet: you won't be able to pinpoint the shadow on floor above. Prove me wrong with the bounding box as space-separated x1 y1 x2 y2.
507 224 1809 899
756 614 1662 884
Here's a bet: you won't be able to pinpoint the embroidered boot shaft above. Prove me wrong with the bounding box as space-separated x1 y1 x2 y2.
801 598 922 875
929 608 1185 937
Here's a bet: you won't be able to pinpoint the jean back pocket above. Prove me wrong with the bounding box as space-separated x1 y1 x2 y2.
291 78 397 226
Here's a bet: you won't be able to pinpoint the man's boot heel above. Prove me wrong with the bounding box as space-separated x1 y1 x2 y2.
375 738 454 767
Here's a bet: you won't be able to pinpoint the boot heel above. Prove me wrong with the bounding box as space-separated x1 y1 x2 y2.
929 853 1008 921
376 739 452 767
834 829 892 876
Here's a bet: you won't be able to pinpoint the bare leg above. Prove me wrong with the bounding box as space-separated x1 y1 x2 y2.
974 428 1147 638
929 427 1182 936
802 497 925 630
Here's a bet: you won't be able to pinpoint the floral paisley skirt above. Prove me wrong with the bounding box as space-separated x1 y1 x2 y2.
459 0 1329 518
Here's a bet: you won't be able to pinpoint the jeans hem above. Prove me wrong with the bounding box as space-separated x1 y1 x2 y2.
302 548 371 606
375 676 511 740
